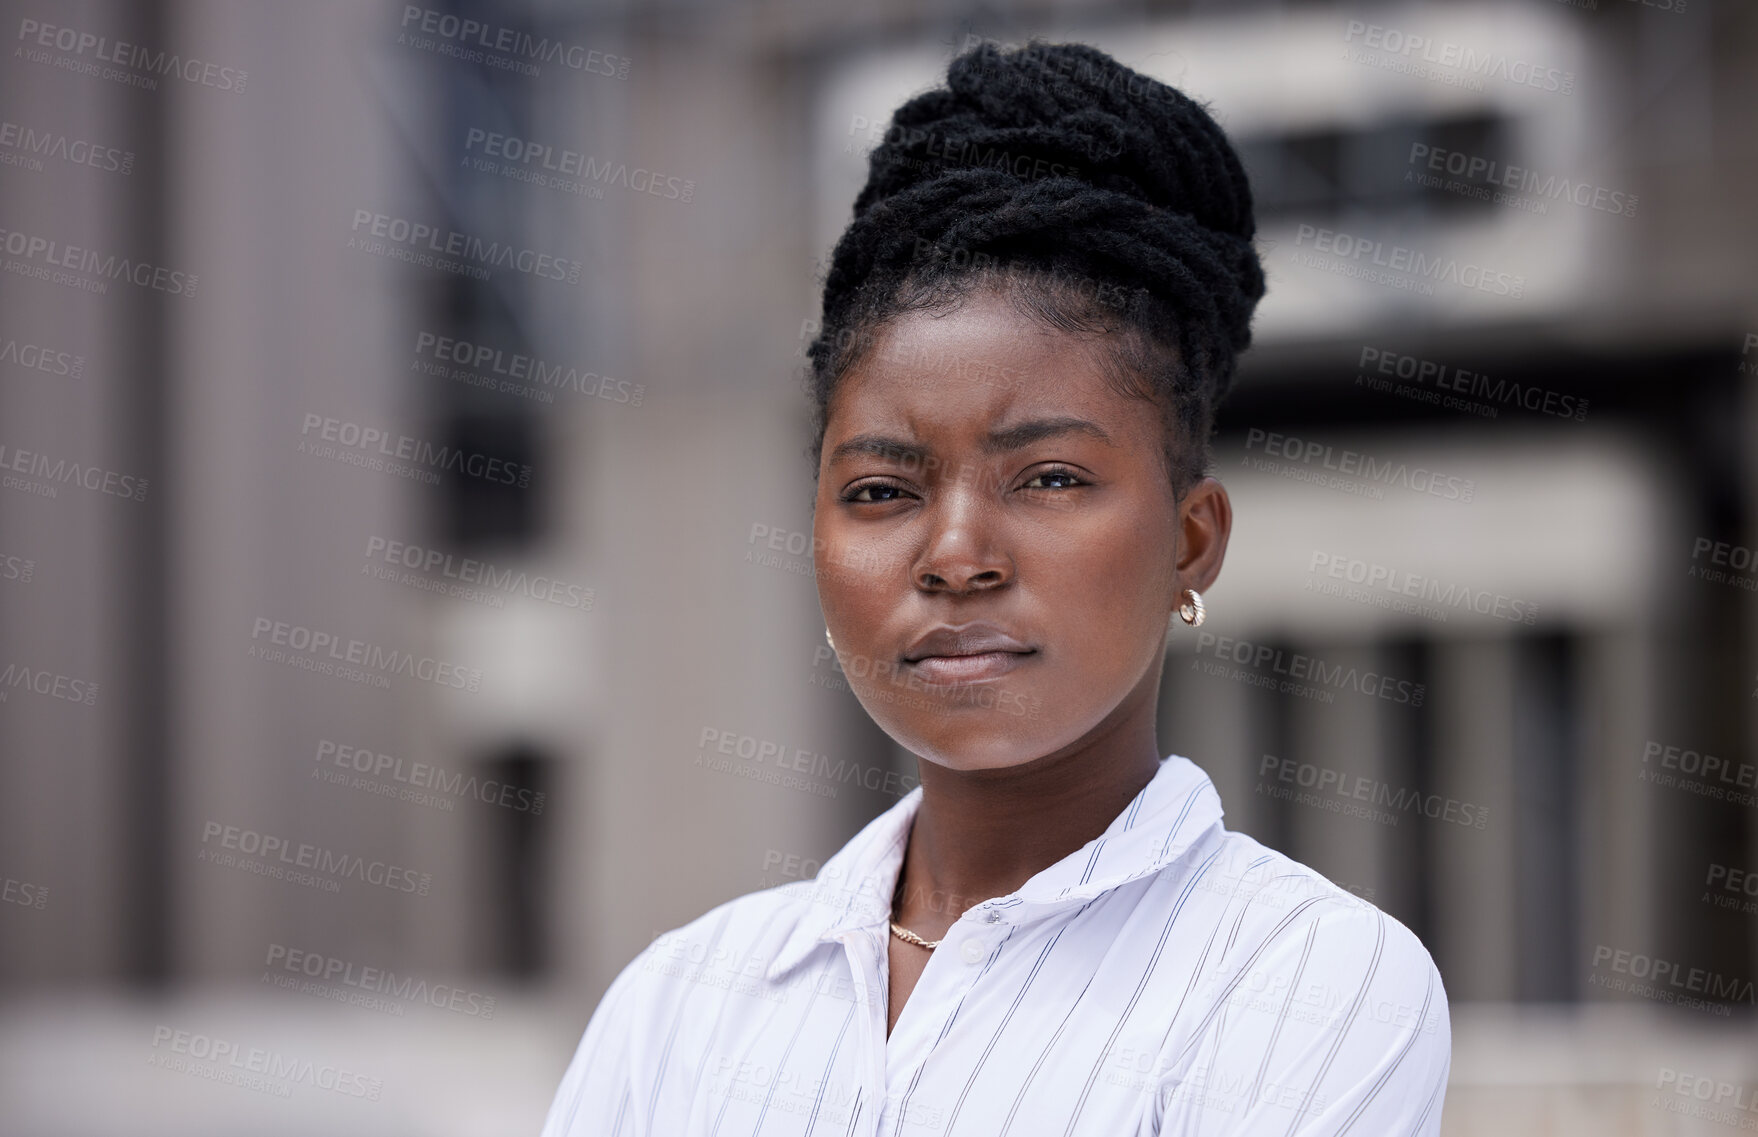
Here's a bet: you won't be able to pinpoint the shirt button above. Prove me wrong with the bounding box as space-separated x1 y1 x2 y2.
959 938 986 964
985 909 1002 924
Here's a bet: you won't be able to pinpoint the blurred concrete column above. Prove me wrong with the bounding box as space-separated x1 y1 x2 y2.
0 0 168 985
164 0 434 978
1284 642 1392 903
1160 642 1260 836
1431 634 1519 1002
1573 626 1657 992
543 28 859 1000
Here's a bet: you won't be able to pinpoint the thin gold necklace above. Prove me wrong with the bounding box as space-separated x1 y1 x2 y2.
889 872 939 950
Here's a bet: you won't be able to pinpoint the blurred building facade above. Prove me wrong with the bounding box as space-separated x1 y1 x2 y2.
1 0 1755 1133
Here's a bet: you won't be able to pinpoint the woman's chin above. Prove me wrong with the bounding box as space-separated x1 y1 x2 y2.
863 719 1070 775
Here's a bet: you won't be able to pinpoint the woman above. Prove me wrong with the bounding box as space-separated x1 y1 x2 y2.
541 39 1450 1136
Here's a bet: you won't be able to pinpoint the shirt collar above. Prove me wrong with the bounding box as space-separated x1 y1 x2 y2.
764 752 1225 981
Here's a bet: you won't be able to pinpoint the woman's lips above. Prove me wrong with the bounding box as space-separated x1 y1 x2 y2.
905 650 1034 684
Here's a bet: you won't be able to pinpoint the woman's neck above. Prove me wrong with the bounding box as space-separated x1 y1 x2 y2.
891 723 1164 937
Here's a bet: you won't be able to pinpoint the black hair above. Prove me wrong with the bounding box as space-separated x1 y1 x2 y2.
803 38 1266 494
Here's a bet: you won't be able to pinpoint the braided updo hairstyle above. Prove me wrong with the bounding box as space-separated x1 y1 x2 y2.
804 39 1266 495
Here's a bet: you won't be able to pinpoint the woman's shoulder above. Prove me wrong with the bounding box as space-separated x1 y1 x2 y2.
650 875 826 958
1137 827 1452 1132
539 880 834 1137
1179 823 1450 1028
601 875 844 1013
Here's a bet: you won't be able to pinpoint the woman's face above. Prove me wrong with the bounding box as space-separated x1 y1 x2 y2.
813 287 1231 772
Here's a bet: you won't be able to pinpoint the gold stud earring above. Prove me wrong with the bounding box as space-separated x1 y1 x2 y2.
1177 588 1206 627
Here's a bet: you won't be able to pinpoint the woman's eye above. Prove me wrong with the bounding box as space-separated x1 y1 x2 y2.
844 483 905 503
843 469 1083 502
1023 467 1085 490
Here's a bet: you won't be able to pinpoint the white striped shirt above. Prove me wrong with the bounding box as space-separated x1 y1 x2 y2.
540 753 1450 1136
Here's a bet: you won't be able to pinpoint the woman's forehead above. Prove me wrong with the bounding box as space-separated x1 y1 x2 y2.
860 290 1101 364
834 301 1127 418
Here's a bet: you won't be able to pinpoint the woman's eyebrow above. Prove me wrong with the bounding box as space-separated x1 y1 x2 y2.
828 417 1115 466
983 416 1116 453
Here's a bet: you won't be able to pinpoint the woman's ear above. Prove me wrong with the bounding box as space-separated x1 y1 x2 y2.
1175 477 1231 594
